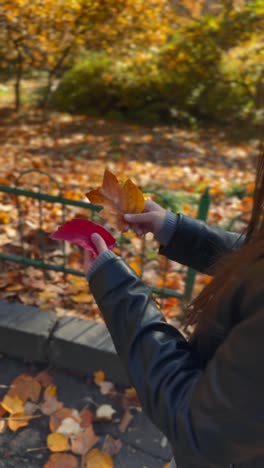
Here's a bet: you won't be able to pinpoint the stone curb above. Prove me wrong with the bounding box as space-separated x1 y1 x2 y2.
0 300 129 385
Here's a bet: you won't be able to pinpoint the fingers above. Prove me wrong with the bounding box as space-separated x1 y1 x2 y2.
91 233 108 254
131 223 144 236
83 249 95 276
124 212 153 224
144 199 162 212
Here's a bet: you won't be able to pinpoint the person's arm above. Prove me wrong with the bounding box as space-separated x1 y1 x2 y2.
158 213 245 274
125 201 245 275
88 246 264 467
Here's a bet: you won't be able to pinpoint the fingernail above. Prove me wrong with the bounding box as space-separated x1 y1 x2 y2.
124 214 132 221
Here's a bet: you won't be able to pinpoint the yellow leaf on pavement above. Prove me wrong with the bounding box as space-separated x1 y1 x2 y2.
8 412 31 432
47 432 70 452
44 453 78 468
84 448 113 468
2 395 24 415
94 370 105 386
45 385 58 398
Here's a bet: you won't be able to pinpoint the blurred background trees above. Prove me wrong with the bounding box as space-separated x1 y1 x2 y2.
0 0 263 127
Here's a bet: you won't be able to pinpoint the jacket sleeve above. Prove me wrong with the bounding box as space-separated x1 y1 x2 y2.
89 256 264 467
159 214 245 274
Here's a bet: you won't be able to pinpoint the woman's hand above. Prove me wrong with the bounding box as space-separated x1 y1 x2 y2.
124 199 167 237
83 233 108 276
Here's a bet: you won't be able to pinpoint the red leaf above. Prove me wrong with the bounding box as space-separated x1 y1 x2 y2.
50 219 115 254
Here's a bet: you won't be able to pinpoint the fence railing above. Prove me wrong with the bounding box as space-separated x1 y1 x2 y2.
0 170 211 305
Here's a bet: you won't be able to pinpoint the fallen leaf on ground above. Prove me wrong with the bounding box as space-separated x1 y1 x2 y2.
1 394 24 415
0 404 6 417
94 370 105 386
45 385 58 398
122 387 141 409
102 434 122 456
96 404 116 421
80 408 94 428
40 397 64 416
72 292 93 304
8 374 41 402
50 219 115 254
71 426 98 455
50 408 80 433
84 448 113 468
0 420 7 433
36 371 54 388
57 417 82 437
8 412 31 431
99 381 114 395
118 409 134 433
86 169 145 230
24 401 39 415
47 432 70 452
40 385 64 416
44 453 78 468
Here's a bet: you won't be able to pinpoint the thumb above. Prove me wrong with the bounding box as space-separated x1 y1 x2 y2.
124 212 153 224
91 233 108 254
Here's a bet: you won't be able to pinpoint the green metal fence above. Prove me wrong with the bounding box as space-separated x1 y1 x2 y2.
0 170 211 304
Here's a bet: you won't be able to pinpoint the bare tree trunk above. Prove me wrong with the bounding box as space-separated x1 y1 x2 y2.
14 55 23 112
41 45 72 120
255 72 264 110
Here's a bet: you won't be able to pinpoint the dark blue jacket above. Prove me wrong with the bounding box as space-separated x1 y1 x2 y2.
89 215 264 468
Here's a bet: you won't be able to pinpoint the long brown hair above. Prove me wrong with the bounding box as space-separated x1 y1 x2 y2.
185 143 264 339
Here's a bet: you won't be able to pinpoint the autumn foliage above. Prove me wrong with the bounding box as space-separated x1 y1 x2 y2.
86 170 145 230
0 369 142 467
0 0 262 124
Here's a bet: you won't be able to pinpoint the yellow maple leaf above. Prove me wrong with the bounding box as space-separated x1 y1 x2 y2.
86 169 145 230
